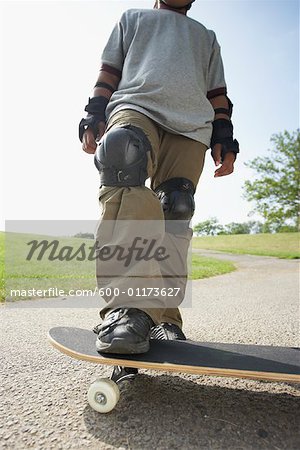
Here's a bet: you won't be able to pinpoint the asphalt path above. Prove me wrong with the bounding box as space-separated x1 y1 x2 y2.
1 251 299 449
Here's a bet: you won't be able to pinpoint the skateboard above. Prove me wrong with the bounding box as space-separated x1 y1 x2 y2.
48 327 300 413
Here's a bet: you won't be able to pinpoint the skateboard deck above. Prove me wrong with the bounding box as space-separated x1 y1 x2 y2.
49 327 300 382
48 327 300 413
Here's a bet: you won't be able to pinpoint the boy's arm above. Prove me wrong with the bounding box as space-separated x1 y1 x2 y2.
80 13 125 154
80 67 121 154
209 94 239 178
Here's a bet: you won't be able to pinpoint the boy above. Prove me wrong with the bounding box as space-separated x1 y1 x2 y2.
79 0 239 354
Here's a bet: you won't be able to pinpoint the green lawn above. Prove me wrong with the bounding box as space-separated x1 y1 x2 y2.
190 253 235 280
193 232 300 259
4 232 97 301
2 231 298 302
1 232 235 302
0 232 4 301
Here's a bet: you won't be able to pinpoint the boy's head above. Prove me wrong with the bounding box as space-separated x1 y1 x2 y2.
154 1 195 11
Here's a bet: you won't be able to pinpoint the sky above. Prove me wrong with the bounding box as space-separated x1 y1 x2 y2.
1 0 299 234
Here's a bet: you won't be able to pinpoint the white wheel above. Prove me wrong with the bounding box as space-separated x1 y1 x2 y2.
87 378 120 413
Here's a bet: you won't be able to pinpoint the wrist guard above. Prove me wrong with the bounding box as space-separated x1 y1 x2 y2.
79 96 109 142
214 96 233 118
210 119 240 161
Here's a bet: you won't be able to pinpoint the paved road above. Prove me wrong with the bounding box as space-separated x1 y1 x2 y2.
1 251 299 449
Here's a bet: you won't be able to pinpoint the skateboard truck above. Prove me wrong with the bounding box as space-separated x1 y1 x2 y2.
110 365 139 384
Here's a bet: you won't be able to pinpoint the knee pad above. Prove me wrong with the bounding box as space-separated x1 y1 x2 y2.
155 177 195 222
94 125 151 186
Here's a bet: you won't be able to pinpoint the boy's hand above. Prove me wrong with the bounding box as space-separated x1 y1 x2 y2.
211 144 235 177
82 122 106 154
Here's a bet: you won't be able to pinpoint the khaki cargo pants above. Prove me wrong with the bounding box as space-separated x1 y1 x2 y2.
96 109 207 327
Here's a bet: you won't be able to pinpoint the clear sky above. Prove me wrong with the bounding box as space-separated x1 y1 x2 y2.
1 0 299 233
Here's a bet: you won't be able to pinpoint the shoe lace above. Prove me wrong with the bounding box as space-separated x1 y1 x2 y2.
151 323 185 340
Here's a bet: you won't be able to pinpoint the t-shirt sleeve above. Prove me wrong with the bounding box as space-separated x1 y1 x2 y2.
207 32 227 98
100 16 125 72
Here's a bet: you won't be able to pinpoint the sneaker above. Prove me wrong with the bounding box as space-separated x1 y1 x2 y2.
150 322 186 340
95 308 154 354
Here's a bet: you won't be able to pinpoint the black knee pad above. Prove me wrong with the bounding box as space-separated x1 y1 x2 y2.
155 178 195 233
94 125 151 186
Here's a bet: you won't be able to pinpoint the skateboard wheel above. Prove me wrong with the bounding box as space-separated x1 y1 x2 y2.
87 378 120 413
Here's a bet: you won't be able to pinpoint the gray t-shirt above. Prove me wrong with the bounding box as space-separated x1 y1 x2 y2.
101 8 227 145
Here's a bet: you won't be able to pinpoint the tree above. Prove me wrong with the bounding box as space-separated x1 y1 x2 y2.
243 130 300 230
74 232 94 239
193 219 264 235
223 222 251 235
223 221 264 235
193 217 224 236
246 220 264 234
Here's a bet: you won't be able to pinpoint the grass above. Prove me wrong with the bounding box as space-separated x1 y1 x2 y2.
2 230 298 301
190 253 235 280
4 232 96 301
193 232 300 259
1 232 235 302
0 232 4 301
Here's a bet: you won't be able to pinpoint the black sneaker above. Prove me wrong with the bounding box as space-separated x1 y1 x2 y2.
150 322 186 340
95 308 154 354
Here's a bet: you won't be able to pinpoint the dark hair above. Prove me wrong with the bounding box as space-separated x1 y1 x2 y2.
154 1 193 11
